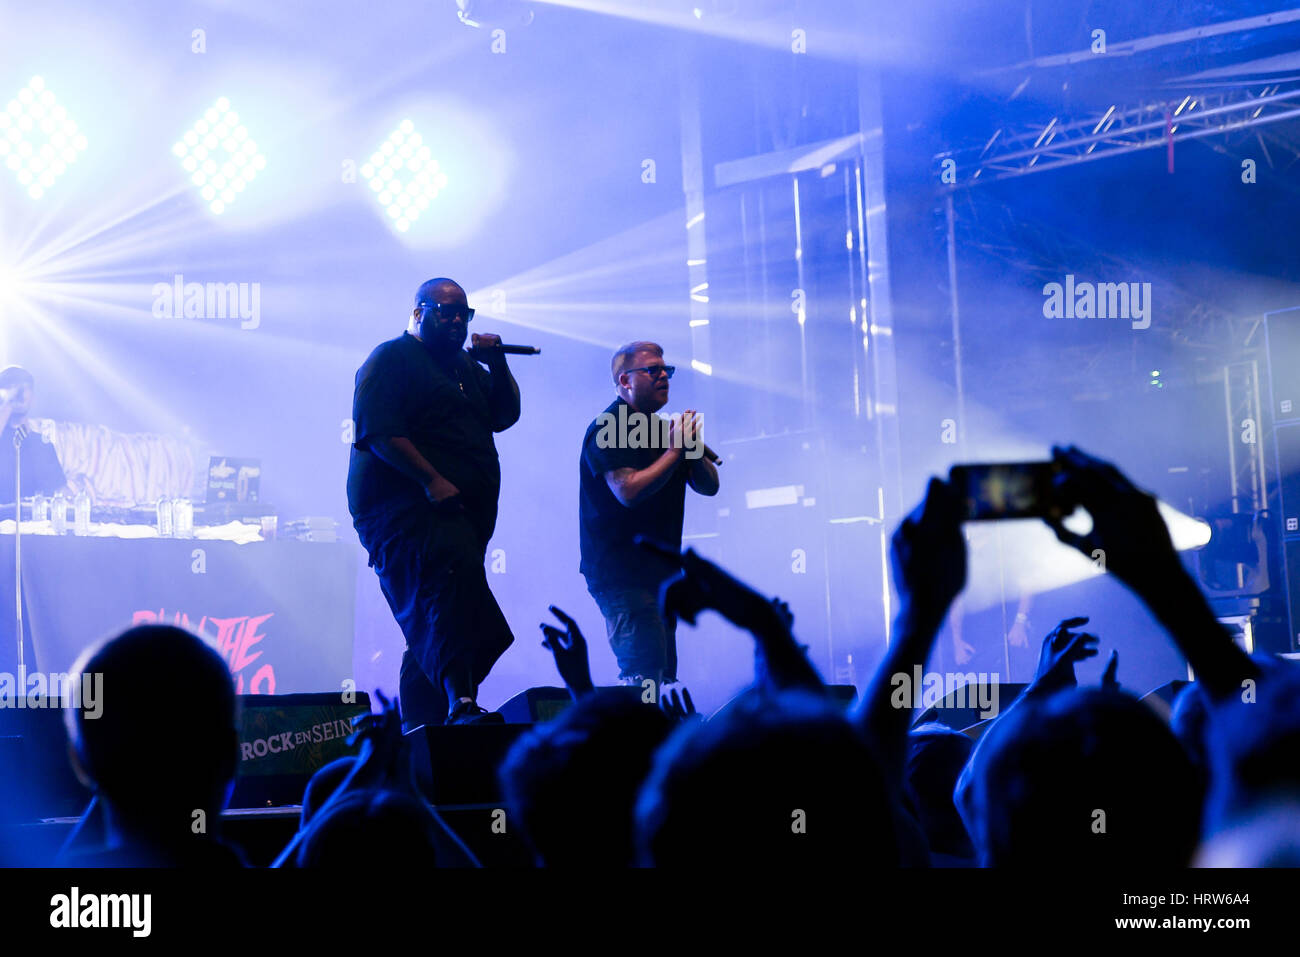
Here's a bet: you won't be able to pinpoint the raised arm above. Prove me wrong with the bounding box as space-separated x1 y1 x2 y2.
540 605 596 701
645 539 825 694
1045 445 1258 701
854 478 966 785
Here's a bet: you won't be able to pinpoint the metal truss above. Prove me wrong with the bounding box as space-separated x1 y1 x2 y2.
1224 359 1268 513
941 82 1300 188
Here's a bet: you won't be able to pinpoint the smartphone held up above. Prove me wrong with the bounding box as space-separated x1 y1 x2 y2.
949 461 1071 523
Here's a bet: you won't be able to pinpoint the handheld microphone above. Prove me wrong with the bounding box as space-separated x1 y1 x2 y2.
487 343 542 355
656 412 722 466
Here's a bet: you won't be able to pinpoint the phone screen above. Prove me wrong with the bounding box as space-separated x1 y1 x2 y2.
949 461 1060 521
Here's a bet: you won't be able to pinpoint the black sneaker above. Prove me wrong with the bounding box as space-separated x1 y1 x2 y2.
445 700 504 726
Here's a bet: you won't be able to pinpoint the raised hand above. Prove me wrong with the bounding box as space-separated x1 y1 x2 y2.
272 689 406 867
645 540 781 634
1100 650 1120 692
540 605 595 699
659 685 697 723
857 478 967 788
346 688 409 791
891 477 967 627
638 536 823 692
1042 446 1260 702
1031 616 1099 694
678 410 701 454
1046 445 1181 598
771 598 795 633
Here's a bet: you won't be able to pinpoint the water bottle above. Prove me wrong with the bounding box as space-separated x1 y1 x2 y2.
173 498 193 539
73 490 91 536
50 491 68 535
156 497 174 538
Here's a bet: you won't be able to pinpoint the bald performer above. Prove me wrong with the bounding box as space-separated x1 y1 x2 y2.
347 278 521 728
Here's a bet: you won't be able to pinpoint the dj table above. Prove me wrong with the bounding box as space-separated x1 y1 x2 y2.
0 532 357 695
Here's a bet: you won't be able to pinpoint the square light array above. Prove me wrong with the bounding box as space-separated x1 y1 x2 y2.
172 97 265 215
0 76 87 199
362 120 447 232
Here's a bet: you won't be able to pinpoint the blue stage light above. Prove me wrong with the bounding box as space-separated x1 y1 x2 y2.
0 76 87 199
362 120 448 233
173 97 265 215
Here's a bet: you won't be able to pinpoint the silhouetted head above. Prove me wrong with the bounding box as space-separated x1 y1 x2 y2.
296 788 442 868
1202 658 1300 831
635 690 903 866
957 687 1200 867
65 624 238 840
500 689 673 867
0 365 35 418
410 277 470 355
905 723 975 859
612 341 670 414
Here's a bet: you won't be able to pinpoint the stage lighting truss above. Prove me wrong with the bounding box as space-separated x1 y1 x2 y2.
938 82 1300 189
172 97 265 215
0 77 87 200
362 120 447 233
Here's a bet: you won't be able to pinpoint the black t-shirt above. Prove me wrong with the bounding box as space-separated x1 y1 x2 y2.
0 427 66 503
579 397 687 590
346 333 501 551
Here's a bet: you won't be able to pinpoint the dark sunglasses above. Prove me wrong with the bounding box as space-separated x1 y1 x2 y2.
627 364 675 380
419 301 475 322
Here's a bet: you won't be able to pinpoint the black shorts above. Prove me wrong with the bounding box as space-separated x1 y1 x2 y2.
367 507 514 728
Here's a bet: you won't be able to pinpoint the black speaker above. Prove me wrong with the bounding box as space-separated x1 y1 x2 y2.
495 685 650 724
1282 539 1300 650
414 724 533 806
1275 423 1300 537
1265 306 1300 424
496 686 575 724
711 683 858 720
0 704 91 822
230 692 371 809
914 682 1029 731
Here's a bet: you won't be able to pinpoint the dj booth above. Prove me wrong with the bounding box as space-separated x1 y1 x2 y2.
0 530 358 695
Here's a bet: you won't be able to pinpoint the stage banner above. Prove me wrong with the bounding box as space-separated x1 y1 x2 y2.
2 537 356 695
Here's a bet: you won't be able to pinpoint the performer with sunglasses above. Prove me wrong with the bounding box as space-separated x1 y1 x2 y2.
578 341 719 691
347 278 520 728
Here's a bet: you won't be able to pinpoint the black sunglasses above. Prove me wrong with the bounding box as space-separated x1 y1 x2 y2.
419 301 475 322
626 364 675 380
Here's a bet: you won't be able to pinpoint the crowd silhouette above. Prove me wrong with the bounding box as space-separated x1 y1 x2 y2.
22 445 1300 868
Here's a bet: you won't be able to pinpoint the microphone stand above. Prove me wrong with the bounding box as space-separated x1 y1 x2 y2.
12 426 23 695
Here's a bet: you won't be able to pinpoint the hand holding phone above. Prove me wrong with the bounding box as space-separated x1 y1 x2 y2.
948 461 1067 522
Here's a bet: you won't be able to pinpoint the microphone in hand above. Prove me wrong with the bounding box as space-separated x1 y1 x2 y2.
470 333 541 358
